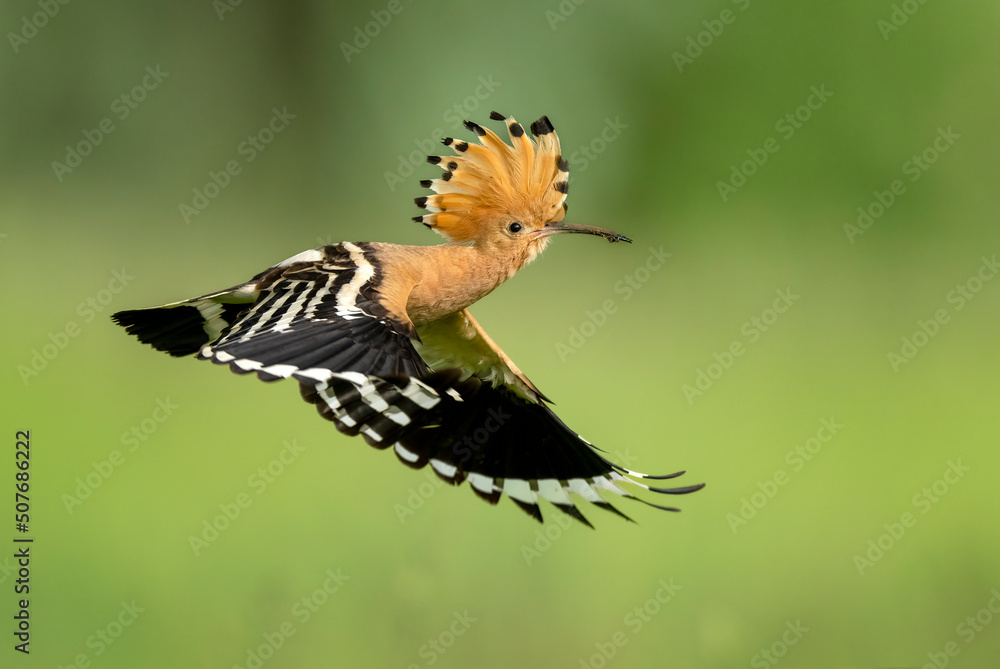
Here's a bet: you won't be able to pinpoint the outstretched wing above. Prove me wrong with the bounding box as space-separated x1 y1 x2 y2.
296 309 704 526
113 244 428 379
115 251 702 526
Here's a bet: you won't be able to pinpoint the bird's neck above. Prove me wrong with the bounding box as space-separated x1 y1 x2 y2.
373 243 526 326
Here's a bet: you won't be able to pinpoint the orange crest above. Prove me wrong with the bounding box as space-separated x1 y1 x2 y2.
413 112 570 243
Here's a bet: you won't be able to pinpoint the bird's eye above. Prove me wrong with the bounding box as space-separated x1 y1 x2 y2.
508 222 523 233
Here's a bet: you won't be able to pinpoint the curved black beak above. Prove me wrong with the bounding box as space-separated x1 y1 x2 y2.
536 221 632 244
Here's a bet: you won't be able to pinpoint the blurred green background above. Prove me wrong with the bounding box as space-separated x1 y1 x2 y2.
2 1 998 667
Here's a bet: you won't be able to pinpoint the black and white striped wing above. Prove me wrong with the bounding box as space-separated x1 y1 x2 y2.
113 244 427 379
296 310 704 526
197 244 427 380
115 248 702 526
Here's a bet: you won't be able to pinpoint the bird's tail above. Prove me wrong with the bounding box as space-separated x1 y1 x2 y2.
111 284 258 357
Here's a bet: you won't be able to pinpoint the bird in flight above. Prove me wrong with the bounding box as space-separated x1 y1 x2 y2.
112 111 703 526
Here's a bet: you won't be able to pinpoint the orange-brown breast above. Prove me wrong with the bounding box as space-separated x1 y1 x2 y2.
368 243 516 331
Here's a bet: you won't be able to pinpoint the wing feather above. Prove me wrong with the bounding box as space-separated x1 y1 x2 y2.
198 244 428 380
292 309 704 525
115 246 703 526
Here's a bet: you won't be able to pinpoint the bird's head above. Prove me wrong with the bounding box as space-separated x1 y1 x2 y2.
414 112 631 270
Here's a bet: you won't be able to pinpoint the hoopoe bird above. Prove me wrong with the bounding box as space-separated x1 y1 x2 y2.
112 111 703 526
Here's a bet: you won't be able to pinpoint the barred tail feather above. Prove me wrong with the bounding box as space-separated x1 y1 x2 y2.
111 284 257 357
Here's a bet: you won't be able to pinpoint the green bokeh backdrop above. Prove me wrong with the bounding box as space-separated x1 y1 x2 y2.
2 1 998 667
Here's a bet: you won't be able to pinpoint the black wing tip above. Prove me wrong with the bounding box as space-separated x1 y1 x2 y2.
640 502 683 513
639 470 688 480
471 485 502 506
592 501 636 523
510 498 544 524
553 503 594 529
648 483 706 495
